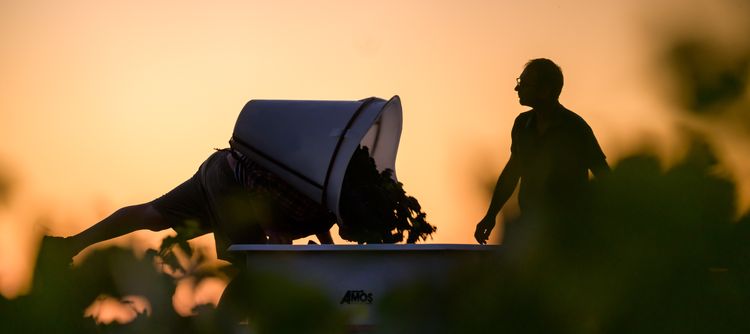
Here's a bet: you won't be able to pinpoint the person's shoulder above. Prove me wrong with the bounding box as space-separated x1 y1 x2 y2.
560 107 593 130
516 110 534 120
511 110 534 134
513 110 534 126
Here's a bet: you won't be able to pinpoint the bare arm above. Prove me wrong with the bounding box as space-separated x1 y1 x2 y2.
590 158 611 178
474 155 521 244
68 203 172 255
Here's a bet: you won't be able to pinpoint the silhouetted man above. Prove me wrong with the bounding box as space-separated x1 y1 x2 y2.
475 58 609 244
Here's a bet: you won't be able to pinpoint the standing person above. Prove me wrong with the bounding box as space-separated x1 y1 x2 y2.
474 58 609 245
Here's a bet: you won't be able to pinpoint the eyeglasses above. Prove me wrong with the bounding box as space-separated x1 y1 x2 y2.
516 77 535 87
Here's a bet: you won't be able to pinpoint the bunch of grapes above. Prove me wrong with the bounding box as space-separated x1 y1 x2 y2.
339 146 436 244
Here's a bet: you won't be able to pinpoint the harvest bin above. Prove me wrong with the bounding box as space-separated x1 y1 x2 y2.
229 95 402 222
228 244 497 330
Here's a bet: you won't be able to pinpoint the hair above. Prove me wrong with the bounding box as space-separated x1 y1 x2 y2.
524 58 564 99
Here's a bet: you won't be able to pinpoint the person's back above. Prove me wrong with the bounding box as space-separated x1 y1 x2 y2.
152 148 336 261
511 106 605 212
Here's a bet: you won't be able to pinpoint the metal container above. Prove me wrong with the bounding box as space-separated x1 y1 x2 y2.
228 244 497 329
230 96 403 222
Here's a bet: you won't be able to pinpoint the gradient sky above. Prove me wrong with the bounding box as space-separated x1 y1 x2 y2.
1 0 748 299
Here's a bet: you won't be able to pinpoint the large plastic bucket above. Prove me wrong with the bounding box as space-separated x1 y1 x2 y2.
229 96 402 221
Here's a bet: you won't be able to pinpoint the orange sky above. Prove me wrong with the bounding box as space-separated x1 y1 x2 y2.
1 0 748 299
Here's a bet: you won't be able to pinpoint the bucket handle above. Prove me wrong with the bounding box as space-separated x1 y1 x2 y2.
320 97 378 207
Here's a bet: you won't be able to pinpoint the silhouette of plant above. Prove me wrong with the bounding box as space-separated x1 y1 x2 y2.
0 229 348 333
377 11 750 333
339 146 436 244
377 137 750 333
4 5 750 333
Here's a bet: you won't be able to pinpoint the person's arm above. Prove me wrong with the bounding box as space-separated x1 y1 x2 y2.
582 122 610 179
590 158 610 178
474 155 521 244
68 203 171 255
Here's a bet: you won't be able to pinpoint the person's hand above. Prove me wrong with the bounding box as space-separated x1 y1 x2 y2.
266 230 293 244
474 216 496 245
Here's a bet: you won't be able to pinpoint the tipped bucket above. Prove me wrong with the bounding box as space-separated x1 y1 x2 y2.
229 96 403 221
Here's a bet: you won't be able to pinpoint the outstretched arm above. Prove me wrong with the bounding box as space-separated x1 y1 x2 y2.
68 203 171 255
474 155 521 244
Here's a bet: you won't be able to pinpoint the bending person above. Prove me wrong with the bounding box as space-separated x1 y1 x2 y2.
51 148 335 262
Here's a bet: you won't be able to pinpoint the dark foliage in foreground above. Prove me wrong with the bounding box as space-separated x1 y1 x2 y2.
0 235 346 334
3 18 749 332
3 142 748 333
376 141 750 334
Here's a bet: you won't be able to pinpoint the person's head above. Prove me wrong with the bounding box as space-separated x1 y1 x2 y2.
515 58 564 107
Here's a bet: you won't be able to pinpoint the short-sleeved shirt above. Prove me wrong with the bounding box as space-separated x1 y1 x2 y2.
150 149 335 261
510 108 606 213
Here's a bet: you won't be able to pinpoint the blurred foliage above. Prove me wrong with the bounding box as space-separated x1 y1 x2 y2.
662 22 750 139
378 139 750 333
10 140 746 333
370 11 750 333
666 37 749 114
218 271 347 334
375 14 750 334
3 7 750 333
0 163 13 207
0 231 346 333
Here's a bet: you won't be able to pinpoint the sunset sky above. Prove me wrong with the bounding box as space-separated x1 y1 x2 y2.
1 0 748 299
